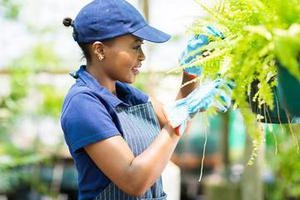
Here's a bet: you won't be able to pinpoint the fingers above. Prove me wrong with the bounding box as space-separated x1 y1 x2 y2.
212 79 234 112
186 78 234 114
205 25 225 39
180 34 210 64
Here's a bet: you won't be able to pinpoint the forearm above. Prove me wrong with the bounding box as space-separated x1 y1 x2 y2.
127 124 179 195
85 125 179 197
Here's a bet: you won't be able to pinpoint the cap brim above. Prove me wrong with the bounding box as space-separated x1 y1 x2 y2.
132 25 171 43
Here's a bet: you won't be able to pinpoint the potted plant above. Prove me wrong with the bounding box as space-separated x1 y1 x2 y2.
171 0 300 162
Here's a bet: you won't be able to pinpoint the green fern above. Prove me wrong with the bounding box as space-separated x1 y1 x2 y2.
175 0 300 163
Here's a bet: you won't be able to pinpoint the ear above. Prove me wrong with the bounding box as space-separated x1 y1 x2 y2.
92 41 105 58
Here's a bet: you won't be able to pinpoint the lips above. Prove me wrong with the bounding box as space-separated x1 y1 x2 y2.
132 64 141 75
132 67 140 75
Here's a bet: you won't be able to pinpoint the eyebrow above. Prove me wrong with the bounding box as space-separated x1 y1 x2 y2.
131 39 143 46
134 38 143 43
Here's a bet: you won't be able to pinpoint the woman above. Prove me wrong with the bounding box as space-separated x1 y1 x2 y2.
60 0 200 199
61 0 230 199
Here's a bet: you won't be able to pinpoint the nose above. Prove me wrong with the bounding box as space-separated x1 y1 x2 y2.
138 49 145 61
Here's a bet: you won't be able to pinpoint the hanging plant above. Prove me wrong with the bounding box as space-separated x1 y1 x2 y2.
170 0 300 163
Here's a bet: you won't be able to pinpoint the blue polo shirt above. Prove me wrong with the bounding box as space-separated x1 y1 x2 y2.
60 65 148 200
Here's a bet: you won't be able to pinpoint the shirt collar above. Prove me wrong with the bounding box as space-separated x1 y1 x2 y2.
73 65 129 108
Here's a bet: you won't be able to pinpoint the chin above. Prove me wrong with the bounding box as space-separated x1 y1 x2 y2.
127 79 135 84
127 76 137 83
122 78 135 84
119 74 137 84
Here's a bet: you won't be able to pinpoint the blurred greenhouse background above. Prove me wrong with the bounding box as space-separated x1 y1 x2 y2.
1 0 300 200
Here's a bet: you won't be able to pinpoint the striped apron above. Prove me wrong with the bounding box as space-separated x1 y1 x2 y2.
95 102 167 200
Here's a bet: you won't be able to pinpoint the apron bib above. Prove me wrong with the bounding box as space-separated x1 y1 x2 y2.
95 102 167 200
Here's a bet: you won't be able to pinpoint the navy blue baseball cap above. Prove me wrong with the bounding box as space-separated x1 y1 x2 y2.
73 0 171 43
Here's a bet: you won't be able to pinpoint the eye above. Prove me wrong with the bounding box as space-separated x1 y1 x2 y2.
133 42 144 51
133 45 142 50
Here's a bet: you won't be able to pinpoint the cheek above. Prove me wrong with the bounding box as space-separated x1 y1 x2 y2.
115 52 135 67
106 51 136 80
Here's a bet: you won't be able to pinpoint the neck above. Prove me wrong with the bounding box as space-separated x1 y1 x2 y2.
86 64 116 94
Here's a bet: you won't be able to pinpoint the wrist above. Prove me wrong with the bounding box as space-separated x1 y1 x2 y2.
180 71 199 96
163 123 180 137
183 70 199 79
183 66 201 78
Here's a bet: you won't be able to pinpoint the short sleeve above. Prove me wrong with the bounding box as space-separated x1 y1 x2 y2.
61 91 120 153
